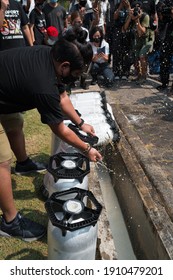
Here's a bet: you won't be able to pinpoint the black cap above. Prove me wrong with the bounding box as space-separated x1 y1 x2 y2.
131 1 143 8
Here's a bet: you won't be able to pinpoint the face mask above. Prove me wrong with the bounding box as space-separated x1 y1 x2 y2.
47 38 56 46
36 3 44 10
74 22 82 28
61 75 78 85
93 37 101 43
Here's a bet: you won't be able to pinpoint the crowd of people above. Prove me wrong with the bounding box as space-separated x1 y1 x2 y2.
0 0 173 243
1 0 172 89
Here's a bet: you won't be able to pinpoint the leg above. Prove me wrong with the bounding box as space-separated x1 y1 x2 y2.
0 122 46 241
0 161 17 222
0 123 17 222
1 113 46 174
1 113 27 162
102 65 115 87
160 41 171 87
112 30 122 77
140 55 148 79
90 62 100 84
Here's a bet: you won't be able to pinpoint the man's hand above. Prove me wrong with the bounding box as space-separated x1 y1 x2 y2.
87 147 102 162
80 123 96 136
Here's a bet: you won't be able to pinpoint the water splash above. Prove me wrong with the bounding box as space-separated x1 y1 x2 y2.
95 160 114 174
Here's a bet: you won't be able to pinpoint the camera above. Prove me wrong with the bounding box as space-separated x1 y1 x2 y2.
133 7 140 16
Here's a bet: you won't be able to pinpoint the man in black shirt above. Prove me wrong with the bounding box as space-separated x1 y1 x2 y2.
0 34 102 241
0 0 47 177
43 0 67 33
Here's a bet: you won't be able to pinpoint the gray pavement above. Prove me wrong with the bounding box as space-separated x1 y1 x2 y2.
106 75 173 219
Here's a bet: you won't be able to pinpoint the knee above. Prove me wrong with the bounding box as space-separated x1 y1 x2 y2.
1 113 24 133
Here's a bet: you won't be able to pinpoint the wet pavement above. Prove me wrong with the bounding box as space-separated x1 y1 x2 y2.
106 75 173 220
72 74 173 259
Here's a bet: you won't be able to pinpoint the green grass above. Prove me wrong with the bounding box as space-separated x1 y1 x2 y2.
0 109 51 260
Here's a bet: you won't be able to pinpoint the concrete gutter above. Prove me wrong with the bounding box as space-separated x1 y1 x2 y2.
104 102 173 259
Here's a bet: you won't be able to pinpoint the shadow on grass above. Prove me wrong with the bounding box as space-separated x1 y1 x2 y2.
5 248 47 260
11 153 50 175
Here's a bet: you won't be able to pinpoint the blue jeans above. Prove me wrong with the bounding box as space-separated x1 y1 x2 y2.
90 62 114 86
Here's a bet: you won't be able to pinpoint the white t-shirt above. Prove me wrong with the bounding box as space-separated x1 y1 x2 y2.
91 39 109 63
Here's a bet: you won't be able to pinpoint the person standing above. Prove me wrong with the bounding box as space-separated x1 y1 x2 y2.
123 1 154 84
43 0 67 33
0 0 46 175
0 31 102 241
29 0 47 45
112 0 132 80
156 0 173 94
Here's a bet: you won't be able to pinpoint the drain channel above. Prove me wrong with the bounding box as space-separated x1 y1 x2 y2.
96 165 136 260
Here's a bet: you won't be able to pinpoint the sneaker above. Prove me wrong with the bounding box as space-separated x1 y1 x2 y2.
121 76 128 80
91 79 97 85
0 213 46 242
114 76 120 80
14 158 46 175
40 184 49 200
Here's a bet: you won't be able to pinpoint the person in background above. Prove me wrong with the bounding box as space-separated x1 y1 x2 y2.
69 10 89 41
124 1 154 84
0 0 46 175
0 0 33 48
68 10 90 89
29 0 47 45
89 25 115 87
68 0 93 30
43 0 67 33
156 0 173 94
44 25 59 46
105 0 120 64
22 0 32 15
112 0 132 80
0 28 102 242
94 0 110 34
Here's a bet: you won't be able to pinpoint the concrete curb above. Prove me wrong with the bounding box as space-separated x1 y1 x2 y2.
111 105 173 221
105 104 173 259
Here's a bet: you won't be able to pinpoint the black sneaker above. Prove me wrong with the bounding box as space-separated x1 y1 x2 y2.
0 213 46 242
91 79 97 85
14 158 46 175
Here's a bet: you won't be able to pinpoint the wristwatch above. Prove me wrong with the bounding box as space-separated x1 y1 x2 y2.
82 143 92 154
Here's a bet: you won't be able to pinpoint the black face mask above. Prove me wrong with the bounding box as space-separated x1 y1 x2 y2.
74 22 82 28
61 75 78 85
36 3 44 10
93 37 101 43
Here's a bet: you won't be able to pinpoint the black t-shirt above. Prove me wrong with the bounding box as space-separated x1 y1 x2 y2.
43 4 67 33
29 8 46 45
0 46 64 125
0 0 29 50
